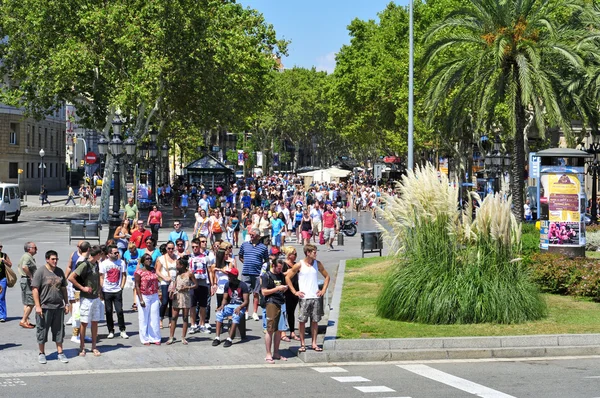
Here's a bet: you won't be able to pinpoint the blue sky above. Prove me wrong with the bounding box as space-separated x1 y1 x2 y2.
239 0 407 73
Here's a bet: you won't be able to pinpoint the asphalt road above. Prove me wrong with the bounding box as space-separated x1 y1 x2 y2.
1 357 600 398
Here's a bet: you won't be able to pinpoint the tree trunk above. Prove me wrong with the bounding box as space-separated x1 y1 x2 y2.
512 85 526 222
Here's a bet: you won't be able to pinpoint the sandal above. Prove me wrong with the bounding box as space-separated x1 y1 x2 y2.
312 346 323 352
78 349 86 357
265 357 275 364
143 342 151 346
298 345 306 353
273 355 288 361
182 338 188 345
166 337 175 345
281 336 291 342
92 349 101 357
291 335 301 341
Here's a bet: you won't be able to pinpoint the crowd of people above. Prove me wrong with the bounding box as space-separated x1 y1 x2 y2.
1 173 395 364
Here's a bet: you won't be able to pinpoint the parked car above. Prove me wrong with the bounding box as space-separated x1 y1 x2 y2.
0 183 21 223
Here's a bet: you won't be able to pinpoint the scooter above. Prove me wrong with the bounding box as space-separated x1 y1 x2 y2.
340 218 358 237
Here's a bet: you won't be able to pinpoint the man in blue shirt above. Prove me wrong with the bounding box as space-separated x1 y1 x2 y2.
198 194 209 214
238 228 269 321
168 220 189 251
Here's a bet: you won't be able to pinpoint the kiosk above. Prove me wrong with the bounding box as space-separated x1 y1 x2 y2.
537 148 591 257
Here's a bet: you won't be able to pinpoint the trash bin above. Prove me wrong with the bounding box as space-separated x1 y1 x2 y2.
361 231 383 258
69 220 85 244
85 220 101 241
337 233 344 246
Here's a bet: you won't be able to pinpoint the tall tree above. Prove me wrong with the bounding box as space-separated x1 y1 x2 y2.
422 0 596 220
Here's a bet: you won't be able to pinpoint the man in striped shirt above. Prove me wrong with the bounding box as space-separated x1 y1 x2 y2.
238 227 269 321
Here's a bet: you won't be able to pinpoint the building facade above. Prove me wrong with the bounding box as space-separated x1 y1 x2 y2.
0 104 67 194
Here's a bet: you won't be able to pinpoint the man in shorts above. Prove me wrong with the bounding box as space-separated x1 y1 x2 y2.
238 228 269 321
261 260 288 363
321 203 339 251
285 244 329 352
212 268 249 347
31 250 69 364
68 246 102 357
18 241 38 329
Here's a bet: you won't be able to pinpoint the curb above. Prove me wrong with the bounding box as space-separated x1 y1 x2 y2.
297 259 600 363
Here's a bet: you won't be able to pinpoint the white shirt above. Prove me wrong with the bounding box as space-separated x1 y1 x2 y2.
298 259 319 299
310 207 322 223
99 258 126 293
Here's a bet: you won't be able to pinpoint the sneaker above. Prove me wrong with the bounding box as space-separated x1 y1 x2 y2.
70 336 80 343
212 338 221 346
58 353 69 363
201 326 211 334
245 312 249 321
107 332 114 339
120 331 129 339
38 353 47 364
252 312 260 321
204 323 211 331
198 325 206 333
223 339 233 348
66 317 73 326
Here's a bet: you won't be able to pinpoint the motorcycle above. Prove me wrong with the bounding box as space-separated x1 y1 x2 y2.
340 217 358 237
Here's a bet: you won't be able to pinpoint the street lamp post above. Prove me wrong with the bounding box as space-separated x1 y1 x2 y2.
39 148 45 194
161 142 169 191
149 128 159 205
484 135 511 194
98 116 136 239
586 134 600 225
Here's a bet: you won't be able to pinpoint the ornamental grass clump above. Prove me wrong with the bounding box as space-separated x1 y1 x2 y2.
376 163 546 324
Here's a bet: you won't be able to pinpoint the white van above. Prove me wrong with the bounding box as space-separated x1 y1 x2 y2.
0 183 21 223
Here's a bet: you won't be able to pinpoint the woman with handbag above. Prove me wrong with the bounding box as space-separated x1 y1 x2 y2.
0 243 14 322
135 254 161 345
155 241 177 329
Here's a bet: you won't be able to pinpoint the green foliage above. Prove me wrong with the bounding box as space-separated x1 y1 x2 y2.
376 164 546 324
521 223 541 256
530 253 600 300
421 0 598 221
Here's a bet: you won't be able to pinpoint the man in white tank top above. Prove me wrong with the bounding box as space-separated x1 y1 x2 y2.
285 243 330 352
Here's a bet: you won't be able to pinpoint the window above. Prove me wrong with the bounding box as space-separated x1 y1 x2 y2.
9 123 18 145
50 134 53 151
27 125 30 147
44 127 48 148
26 162 29 178
9 162 18 179
37 163 40 178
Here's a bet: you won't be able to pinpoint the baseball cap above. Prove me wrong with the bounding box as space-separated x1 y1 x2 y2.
270 247 281 256
226 268 239 277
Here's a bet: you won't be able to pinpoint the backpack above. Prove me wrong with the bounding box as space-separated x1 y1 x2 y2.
73 260 90 291
258 272 273 308
212 219 223 234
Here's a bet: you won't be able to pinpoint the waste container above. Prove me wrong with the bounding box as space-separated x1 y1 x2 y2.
86 221 101 241
361 231 383 258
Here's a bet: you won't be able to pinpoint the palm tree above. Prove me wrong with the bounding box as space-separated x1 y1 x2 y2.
421 0 596 220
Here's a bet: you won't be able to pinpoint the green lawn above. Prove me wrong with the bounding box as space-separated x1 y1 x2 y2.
338 256 600 339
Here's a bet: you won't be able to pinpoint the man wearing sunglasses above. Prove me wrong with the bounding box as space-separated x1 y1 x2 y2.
99 245 128 340
168 221 189 252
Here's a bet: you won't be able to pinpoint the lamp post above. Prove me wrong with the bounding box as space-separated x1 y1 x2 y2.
39 148 45 195
161 142 169 190
99 116 136 239
484 135 511 194
149 127 159 205
586 134 600 225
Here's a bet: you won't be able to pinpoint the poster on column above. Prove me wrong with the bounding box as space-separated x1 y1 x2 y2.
256 152 263 168
547 173 580 222
237 150 244 166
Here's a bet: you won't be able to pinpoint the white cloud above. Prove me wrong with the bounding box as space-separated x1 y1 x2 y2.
315 52 336 74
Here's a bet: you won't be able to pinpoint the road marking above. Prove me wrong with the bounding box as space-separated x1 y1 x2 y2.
354 386 396 393
331 376 370 382
398 364 516 398
0 378 26 387
312 366 348 373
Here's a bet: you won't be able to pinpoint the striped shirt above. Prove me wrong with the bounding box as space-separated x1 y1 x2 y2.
239 241 269 276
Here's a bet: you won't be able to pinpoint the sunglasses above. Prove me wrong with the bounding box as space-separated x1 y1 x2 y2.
167 247 174 251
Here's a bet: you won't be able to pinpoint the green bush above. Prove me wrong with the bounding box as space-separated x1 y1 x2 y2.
521 223 540 256
376 164 546 324
530 252 600 300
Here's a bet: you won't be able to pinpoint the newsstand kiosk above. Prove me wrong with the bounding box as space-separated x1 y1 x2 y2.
537 148 591 257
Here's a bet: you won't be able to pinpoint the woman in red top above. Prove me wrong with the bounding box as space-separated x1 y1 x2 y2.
147 205 163 242
135 254 161 345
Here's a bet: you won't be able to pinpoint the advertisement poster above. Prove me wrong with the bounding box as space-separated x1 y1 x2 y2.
237 150 244 166
256 151 263 168
273 152 280 167
547 174 580 222
547 221 579 245
439 157 448 176
540 220 549 250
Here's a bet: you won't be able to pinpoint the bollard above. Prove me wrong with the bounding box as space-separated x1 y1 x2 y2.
337 232 344 246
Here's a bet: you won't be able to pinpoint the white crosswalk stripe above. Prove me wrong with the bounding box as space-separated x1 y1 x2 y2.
331 376 370 382
398 364 516 398
354 386 396 393
311 366 348 373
